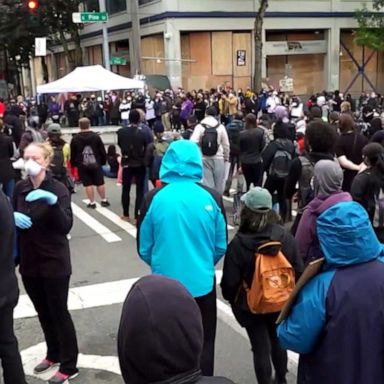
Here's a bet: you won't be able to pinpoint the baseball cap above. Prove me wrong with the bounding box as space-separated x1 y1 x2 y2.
47 123 61 134
241 187 273 212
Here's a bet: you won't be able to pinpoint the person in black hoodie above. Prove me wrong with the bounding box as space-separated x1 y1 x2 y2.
0 189 27 384
221 187 303 384
70 117 110 209
224 112 244 195
118 274 235 384
117 110 150 223
284 120 338 235
262 124 296 223
351 143 384 242
13 142 79 384
239 113 266 191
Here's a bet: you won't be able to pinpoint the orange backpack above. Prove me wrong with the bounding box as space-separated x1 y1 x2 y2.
244 241 295 314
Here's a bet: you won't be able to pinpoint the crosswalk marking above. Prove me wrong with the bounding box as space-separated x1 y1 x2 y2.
16 272 298 372
71 202 122 243
83 200 138 238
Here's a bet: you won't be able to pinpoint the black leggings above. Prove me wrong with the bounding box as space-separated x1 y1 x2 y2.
122 166 146 219
0 304 27 384
195 284 217 376
245 313 287 384
242 163 263 190
264 176 288 222
22 276 78 376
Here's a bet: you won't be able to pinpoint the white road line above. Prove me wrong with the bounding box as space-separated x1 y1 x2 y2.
83 200 138 238
71 203 122 243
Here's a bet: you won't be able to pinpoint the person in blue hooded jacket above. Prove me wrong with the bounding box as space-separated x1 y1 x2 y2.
137 140 227 377
277 201 384 384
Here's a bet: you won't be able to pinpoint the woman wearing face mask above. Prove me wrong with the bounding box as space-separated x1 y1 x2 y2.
13 142 79 384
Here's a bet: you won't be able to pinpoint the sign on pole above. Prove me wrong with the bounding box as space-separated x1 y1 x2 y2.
110 57 127 65
35 37 47 57
72 12 108 23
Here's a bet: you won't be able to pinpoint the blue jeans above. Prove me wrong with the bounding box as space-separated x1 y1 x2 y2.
2 179 15 200
102 165 117 179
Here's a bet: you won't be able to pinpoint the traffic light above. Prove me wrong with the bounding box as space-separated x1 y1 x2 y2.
27 0 38 11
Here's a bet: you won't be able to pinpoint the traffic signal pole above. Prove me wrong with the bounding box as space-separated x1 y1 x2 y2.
99 0 110 70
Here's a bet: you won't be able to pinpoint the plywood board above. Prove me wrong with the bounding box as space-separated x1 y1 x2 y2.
141 34 165 75
181 33 191 77
212 32 233 76
233 77 252 92
190 32 212 76
233 33 252 78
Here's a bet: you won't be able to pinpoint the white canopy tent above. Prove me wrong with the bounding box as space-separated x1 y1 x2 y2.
37 65 144 94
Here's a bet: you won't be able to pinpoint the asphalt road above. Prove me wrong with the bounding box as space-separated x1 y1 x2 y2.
13 178 298 384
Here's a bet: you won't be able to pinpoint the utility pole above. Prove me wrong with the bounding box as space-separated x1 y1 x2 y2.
131 0 141 75
99 0 111 70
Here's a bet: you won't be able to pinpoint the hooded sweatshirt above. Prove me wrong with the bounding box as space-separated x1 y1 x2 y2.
295 160 352 263
278 201 384 384
70 130 107 168
137 140 227 297
221 223 303 328
190 116 230 161
118 275 235 384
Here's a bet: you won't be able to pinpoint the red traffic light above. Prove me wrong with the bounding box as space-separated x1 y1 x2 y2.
28 0 38 9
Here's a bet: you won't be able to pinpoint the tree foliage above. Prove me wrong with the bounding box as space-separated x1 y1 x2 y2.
355 0 384 51
0 0 83 69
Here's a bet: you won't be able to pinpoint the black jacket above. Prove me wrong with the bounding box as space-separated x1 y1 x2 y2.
0 190 18 309
226 119 244 157
239 127 265 164
262 138 296 174
70 130 107 168
3 113 22 147
0 133 15 182
13 173 73 277
351 162 384 224
118 275 235 384
117 124 149 168
284 152 335 199
221 224 303 328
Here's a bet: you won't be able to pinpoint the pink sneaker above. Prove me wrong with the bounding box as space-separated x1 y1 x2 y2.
48 370 79 384
33 358 59 374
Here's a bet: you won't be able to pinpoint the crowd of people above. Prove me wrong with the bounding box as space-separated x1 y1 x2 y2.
2 85 384 384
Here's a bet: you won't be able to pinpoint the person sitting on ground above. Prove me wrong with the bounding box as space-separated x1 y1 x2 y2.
295 160 352 264
351 143 384 242
118 275 235 384
102 144 120 179
278 201 384 384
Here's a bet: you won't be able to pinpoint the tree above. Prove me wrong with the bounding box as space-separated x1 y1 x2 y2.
254 0 269 92
0 0 84 83
355 0 384 51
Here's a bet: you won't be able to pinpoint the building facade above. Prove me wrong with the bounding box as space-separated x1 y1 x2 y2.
35 0 384 96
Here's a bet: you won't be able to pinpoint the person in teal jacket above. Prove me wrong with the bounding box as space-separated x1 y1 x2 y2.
137 139 227 377
277 201 384 384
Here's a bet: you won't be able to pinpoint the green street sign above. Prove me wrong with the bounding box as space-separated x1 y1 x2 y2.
110 57 127 65
80 12 108 23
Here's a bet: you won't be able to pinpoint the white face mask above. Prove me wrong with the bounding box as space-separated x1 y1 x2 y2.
24 159 43 177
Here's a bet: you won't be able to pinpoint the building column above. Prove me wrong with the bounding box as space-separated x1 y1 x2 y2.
261 27 267 80
326 23 340 91
163 19 182 88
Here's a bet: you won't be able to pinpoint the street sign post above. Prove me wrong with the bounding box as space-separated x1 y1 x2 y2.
72 12 108 23
110 57 127 66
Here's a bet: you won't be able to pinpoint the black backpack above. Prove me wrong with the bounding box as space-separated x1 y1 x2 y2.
121 125 146 166
201 123 219 156
269 139 292 178
51 145 66 177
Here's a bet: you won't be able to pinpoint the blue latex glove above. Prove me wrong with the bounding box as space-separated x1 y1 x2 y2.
26 189 58 206
14 212 32 229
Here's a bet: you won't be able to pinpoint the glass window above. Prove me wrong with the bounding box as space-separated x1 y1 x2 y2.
139 0 156 5
106 0 126 14
83 0 99 12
